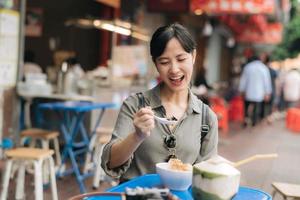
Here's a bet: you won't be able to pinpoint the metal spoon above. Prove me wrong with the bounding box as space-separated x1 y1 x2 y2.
154 115 178 125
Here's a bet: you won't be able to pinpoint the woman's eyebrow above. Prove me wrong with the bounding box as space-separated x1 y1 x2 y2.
157 57 169 61
176 53 187 58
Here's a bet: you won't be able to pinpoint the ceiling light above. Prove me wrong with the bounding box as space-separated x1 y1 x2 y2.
194 9 203 15
101 23 131 36
131 31 150 42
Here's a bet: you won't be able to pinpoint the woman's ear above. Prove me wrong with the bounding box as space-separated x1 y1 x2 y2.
192 50 197 64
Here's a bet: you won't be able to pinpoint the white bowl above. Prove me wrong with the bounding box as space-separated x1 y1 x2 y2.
156 162 193 191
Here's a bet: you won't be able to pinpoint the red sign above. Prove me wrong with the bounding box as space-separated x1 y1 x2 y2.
236 23 283 44
219 15 282 44
147 0 189 12
191 0 275 15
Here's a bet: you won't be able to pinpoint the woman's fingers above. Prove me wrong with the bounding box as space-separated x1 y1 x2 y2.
136 107 154 116
133 107 155 137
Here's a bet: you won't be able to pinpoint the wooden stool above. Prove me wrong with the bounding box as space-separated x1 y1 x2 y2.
82 127 113 189
272 182 300 200
21 128 61 167
0 148 58 200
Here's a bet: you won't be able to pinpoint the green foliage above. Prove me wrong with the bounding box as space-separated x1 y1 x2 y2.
272 0 300 60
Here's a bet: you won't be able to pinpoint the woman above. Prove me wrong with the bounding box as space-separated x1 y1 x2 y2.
101 23 218 181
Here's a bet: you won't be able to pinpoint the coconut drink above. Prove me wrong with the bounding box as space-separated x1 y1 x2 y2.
192 158 240 200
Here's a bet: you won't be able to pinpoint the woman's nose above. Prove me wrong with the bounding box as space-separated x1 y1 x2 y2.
170 61 180 72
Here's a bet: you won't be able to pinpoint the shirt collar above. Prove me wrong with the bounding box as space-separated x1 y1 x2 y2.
145 83 201 114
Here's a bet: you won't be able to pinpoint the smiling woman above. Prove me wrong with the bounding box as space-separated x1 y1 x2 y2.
101 23 219 182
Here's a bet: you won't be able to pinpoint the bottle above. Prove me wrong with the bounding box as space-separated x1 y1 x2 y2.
57 62 68 94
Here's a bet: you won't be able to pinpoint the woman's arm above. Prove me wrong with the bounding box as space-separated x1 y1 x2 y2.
109 107 154 169
109 132 144 168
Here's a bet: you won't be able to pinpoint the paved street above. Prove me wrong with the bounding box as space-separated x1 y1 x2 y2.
219 119 300 199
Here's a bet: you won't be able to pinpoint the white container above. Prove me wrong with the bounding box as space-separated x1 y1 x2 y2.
193 161 240 200
156 162 193 191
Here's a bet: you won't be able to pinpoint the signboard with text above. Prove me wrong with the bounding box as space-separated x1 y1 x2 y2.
0 9 19 87
191 0 275 15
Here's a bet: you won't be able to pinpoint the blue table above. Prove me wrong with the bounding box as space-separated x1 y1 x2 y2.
38 101 116 193
109 174 271 200
74 174 272 200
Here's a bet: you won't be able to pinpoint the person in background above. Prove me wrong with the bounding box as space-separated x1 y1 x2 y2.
101 23 218 182
282 68 300 109
193 66 213 105
239 55 272 127
260 53 278 119
23 50 42 77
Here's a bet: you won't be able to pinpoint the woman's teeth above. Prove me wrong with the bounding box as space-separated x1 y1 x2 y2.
169 76 184 83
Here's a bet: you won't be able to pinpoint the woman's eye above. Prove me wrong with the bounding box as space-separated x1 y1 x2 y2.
178 58 186 62
160 62 169 65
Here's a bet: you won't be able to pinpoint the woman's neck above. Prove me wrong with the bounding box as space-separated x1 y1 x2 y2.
160 86 189 114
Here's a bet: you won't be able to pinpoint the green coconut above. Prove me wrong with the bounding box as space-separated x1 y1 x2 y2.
192 158 240 200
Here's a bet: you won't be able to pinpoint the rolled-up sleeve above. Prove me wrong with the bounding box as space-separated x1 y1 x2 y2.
196 108 218 162
101 95 138 178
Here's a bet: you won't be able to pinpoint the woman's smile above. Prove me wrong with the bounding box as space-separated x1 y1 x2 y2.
169 75 185 86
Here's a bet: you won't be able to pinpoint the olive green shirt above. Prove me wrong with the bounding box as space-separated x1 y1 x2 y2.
101 83 218 180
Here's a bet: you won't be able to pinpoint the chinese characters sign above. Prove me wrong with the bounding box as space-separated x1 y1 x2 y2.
191 0 275 15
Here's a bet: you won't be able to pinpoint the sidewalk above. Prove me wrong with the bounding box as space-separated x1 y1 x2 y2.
1 118 299 199
219 120 300 199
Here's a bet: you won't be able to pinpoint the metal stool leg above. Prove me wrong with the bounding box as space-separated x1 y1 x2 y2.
53 137 61 167
41 139 50 184
15 160 26 199
48 156 58 200
93 143 105 189
0 159 13 200
83 133 97 173
33 159 44 200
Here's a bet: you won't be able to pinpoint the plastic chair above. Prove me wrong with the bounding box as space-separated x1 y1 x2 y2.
286 108 300 133
210 96 229 135
228 96 244 122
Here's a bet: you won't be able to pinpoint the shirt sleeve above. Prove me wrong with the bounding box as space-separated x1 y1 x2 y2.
101 95 138 178
195 107 218 163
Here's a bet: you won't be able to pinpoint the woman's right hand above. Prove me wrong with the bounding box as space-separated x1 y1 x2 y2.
133 106 155 140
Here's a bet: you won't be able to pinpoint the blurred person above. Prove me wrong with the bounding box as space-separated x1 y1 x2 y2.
193 66 213 105
239 55 272 127
101 23 218 182
260 53 278 119
23 50 42 77
282 68 300 109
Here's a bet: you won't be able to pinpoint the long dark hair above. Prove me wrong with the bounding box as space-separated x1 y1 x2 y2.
150 23 196 62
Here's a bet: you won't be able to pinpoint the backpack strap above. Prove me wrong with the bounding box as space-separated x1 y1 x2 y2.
201 104 210 143
136 92 145 109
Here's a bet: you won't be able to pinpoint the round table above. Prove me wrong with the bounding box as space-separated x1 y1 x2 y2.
70 174 272 200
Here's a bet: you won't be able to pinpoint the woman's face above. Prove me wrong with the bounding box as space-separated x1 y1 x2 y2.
155 38 196 92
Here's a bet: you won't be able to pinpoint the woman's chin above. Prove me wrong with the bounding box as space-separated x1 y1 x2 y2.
166 82 188 92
